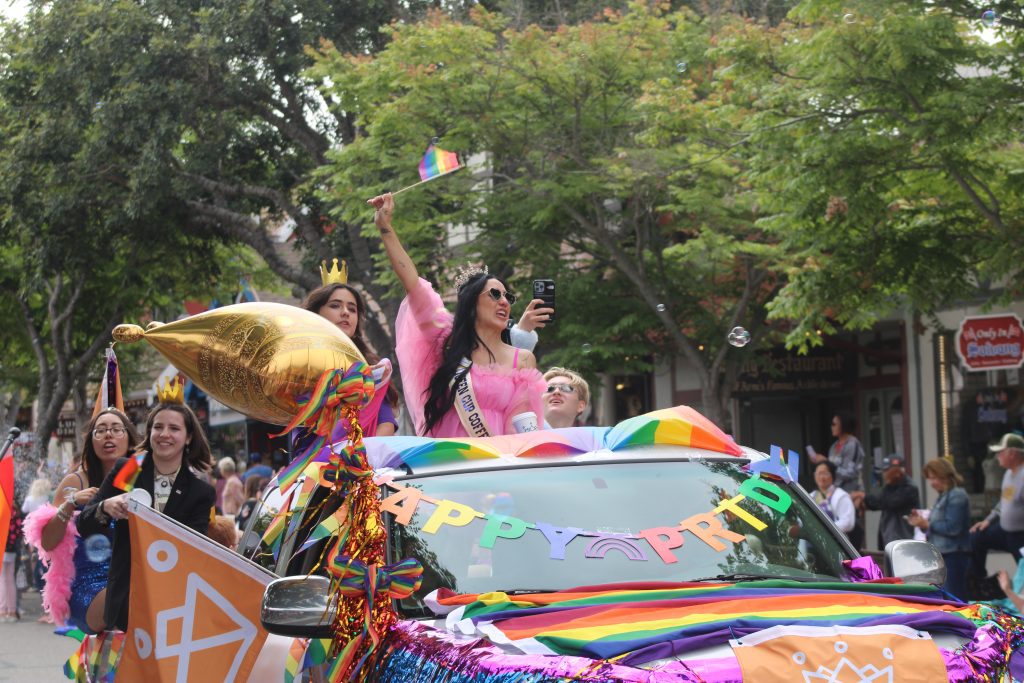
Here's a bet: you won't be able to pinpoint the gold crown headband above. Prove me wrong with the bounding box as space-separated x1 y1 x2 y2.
454 263 488 291
156 377 185 404
320 258 349 286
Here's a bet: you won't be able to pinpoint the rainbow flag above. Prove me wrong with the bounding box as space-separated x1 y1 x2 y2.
418 145 461 181
437 580 979 664
112 451 147 491
288 404 744 478
284 638 307 683
0 454 12 553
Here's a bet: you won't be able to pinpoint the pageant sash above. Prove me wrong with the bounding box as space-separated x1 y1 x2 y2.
450 359 493 438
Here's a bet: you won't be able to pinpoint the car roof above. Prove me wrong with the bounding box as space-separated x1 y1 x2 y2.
361 405 770 477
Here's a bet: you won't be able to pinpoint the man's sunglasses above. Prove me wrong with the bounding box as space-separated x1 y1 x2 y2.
486 288 517 305
545 384 576 394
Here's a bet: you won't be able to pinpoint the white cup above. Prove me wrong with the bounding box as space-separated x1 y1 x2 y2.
511 412 539 433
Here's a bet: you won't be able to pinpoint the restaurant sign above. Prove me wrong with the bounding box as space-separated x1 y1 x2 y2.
956 314 1024 371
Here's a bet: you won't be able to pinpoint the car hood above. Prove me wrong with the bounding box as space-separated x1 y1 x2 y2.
374 580 1024 682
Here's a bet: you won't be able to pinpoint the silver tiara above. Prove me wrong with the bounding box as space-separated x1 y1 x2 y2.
453 263 488 291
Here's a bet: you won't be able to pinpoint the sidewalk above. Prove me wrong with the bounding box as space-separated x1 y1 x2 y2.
0 589 76 681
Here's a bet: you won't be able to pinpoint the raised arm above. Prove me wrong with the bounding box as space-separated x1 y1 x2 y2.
368 193 419 294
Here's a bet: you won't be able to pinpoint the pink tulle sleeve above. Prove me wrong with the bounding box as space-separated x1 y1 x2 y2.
395 278 452 435
502 368 546 434
24 504 78 625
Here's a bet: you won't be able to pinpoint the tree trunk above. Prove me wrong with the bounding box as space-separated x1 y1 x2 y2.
1 390 24 430
72 378 91 456
18 279 124 462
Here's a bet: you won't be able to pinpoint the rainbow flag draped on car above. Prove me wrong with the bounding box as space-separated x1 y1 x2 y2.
288 405 744 475
435 580 985 664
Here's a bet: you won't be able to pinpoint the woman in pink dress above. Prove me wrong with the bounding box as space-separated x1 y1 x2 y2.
368 193 545 438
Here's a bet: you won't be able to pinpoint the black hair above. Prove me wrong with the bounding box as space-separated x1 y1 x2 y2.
302 283 400 409
815 459 838 480
80 409 141 488
138 402 213 472
834 411 857 435
421 272 507 435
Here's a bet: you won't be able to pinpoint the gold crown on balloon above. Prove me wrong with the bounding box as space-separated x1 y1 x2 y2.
156 377 185 404
453 263 488 291
320 258 349 286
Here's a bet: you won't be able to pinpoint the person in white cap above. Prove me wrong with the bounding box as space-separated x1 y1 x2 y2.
969 432 1024 589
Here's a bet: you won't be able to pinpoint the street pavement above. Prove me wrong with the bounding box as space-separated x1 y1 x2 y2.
0 589 76 682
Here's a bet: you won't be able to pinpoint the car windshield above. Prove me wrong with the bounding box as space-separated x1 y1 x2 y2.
387 459 851 616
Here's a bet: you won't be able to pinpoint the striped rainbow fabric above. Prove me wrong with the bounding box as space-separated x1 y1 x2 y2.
360 404 743 471
436 580 980 665
418 145 461 181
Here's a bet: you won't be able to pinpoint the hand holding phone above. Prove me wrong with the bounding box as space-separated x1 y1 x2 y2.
532 279 555 322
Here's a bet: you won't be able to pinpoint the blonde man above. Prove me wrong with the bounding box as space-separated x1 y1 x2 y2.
543 367 590 428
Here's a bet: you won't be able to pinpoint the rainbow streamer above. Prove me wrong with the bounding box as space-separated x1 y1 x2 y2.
260 488 295 560
418 145 461 181
276 363 374 492
101 632 124 683
297 506 348 554
112 451 147 491
302 638 332 670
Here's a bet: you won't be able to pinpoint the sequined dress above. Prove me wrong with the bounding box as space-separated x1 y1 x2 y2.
67 506 113 632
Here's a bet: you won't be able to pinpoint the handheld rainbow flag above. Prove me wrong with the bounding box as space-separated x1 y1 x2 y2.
418 144 461 181
112 451 147 492
391 144 463 197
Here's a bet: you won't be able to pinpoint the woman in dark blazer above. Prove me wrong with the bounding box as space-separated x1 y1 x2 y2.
77 400 215 631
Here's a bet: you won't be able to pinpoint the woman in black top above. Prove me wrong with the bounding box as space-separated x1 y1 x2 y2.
77 401 215 631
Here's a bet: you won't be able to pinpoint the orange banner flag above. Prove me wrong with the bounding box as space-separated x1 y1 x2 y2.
0 456 12 553
731 623 948 682
116 501 282 682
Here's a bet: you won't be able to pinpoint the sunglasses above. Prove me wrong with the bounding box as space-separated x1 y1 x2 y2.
486 287 517 306
545 384 577 394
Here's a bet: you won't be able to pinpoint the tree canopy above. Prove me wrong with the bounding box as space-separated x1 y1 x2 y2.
312 4 787 427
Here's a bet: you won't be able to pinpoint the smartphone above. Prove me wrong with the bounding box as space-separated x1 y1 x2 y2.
532 279 556 321
805 445 816 459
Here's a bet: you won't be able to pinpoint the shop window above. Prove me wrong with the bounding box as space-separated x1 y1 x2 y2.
613 374 651 422
935 331 1023 495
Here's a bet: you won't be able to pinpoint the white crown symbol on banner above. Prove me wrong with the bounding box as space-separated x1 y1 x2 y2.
802 656 894 683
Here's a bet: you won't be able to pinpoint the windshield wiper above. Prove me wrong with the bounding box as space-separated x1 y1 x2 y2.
688 573 828 583
492 588 557 596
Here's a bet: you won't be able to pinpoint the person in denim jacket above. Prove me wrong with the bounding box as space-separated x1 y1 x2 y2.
908 458 970 599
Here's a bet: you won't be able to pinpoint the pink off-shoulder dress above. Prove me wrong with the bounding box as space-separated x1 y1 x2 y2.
396 278 545 437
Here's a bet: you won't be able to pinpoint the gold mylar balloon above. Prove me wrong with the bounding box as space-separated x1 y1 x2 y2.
113 302 365 425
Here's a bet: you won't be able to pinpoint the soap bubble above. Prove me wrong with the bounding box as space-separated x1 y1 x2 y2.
727 326 751 347
675 62 688 73
431 136 440 145
84 534 112 563
842 13 856 24
981 9 998 27
582 343 592 353
655 303 666 312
